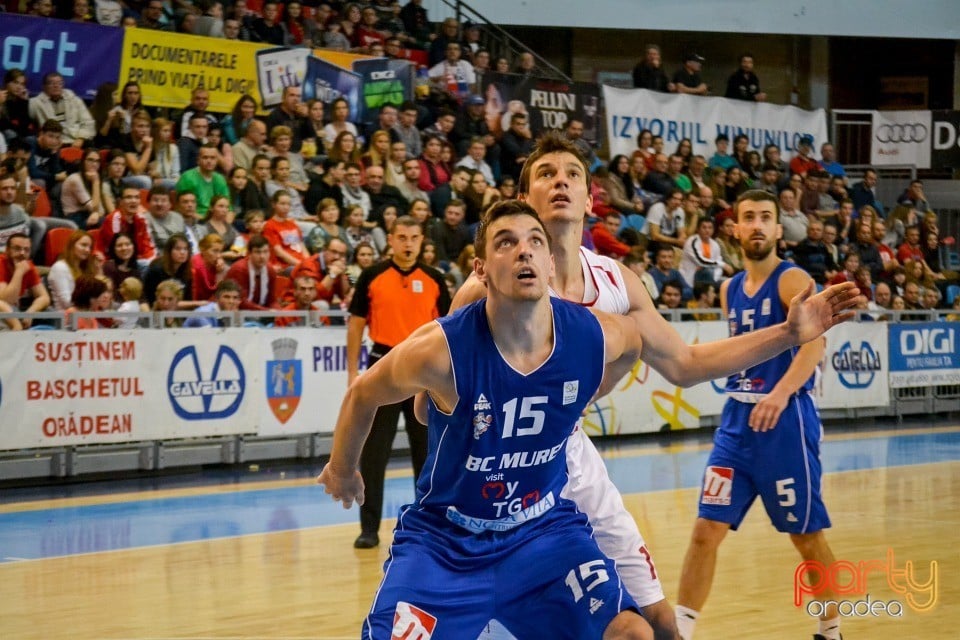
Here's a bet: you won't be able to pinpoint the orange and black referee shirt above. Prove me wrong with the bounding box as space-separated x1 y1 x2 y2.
348 260 451 349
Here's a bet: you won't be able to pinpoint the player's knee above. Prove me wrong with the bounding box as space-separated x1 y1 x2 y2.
789 531 825 558
640 599 677 633
688 518 728 549
603 610 655 640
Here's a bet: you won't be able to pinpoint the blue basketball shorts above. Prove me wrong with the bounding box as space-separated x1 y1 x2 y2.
697 394 831 534
362 505 639 639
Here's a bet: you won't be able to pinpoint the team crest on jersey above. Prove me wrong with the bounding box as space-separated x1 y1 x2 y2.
473 412 492 439
474 393 492 411
701 466 734 505
761 297 772 316
411 279 424 293
392 601 437 639
562 380 579 405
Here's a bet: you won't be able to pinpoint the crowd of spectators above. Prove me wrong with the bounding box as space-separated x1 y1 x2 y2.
1 1 548 329
1 4 957 331
589 129 959 319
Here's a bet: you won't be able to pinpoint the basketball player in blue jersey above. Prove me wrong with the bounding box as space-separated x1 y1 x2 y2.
319 200 657 639
438 133 861 640
674 190 846 640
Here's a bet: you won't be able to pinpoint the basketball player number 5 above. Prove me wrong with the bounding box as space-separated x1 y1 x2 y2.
501 396 547 438
776 478 796 507
565 560 610 602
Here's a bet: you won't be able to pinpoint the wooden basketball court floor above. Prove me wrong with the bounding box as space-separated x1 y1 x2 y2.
1 419 957 639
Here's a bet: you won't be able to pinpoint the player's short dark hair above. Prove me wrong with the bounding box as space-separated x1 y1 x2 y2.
474 199 551 259
517 131 589 195
734 189 780 222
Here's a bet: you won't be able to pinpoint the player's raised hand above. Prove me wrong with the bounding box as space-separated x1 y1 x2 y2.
317 463 365 509
786 280 862 345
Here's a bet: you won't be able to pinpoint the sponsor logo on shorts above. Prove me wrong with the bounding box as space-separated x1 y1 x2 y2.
701 466 733 505
392 601 437 639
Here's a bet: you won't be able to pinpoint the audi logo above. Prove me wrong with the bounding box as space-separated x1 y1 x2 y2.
876 123 928 144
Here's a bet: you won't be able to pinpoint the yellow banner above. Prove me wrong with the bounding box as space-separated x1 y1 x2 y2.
118 28 370 114
119 28 267 113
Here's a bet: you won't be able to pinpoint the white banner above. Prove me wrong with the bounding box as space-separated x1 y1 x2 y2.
0 321 893 450
870 110 932 168
817 322 890 409
0 330 259 450
603 86 829 162
585 321 729 435
256 327 370 436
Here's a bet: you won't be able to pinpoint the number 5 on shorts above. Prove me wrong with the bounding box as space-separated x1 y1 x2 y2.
776 477 796 507
564 560 610 602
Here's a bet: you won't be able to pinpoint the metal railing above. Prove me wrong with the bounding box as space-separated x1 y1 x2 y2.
437 0 572 82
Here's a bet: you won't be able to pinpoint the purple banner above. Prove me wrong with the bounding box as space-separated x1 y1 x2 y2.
302 56 362 123
0 14 123 100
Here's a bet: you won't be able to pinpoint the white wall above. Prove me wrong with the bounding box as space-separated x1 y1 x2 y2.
425 1 960 40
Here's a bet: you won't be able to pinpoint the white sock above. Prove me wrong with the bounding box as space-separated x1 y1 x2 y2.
675 604 699 640
818 615 841 639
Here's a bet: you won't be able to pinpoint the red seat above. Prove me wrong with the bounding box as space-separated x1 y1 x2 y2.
44 227 74 267
140 189 150 209
60 146 84 165
32 187 52 218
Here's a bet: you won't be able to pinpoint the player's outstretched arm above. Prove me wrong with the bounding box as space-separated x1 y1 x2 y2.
592 310 644 400
617 262 861 388
318 322 454 509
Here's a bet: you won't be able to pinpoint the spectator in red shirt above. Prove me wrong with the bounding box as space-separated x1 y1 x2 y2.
896 226 925 265
274 274 319 328
191 233 228 301
789 135 820 178
591 211 631 259
417 134 451 192
262 190 308 273
290 236 351 307
0 232 50 325
98 185 158 265
224 235 279 311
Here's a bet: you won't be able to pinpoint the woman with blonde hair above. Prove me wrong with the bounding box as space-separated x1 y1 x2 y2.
361 130 391 171
191 233 228 301
153 279 186 327
48 230 100 310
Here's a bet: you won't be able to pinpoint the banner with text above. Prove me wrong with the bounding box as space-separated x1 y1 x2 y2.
302 56 363 123
0 13 123 100
481 73 602 145
120 29 264 113
604 86 828 161
817 322 890 408
0 330 258 450
931 110 960 171
887 321 960 388
870 110 932 168
351 58 414 126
